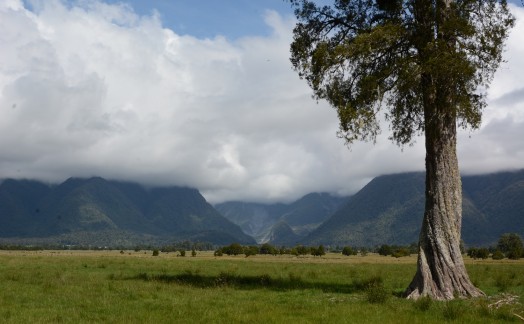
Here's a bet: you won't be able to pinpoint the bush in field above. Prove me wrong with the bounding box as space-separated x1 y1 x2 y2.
492 250 504 260
342 246 357 256
178 249 186 257
391 248 411 258
152 249 159 256
221 243 244 256
296 245 309 256
360 276 388 304
377 244 393 256
214 249 223 257
259 243 278 255
311 245 325 257
191 249 197 257
244 246 259 257
497 233 523 260
467 247 490 259
377 244 412 257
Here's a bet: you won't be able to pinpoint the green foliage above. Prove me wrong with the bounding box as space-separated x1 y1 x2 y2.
353 275 389 304
244 246 259 258
377 244 413 257
178 249 186 257
311 245 325 257
342 246 358 256
294 245 310 256
191 249 196 257
219 243 244 256
497 233 523 260
290 0 514 146
467 247 490 260
259 243 278 255
152 249 159 256
492 250 504 260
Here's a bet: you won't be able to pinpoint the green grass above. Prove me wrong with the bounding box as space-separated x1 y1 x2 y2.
0 251 523 323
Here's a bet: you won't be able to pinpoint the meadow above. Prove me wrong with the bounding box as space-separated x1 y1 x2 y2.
0 250 523 323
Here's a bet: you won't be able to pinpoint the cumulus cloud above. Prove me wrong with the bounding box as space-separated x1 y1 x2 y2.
1 1 523 203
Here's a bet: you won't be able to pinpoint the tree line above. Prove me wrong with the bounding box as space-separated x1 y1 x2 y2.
467 233 523 260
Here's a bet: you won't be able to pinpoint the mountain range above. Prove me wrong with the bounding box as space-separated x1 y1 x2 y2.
1 169 523 248
217 170 524 247
215 193 348 245
0 177 254 246
306 170 524 247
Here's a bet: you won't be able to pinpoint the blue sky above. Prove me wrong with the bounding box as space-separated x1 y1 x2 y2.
2 1 524 203
105 0 297 39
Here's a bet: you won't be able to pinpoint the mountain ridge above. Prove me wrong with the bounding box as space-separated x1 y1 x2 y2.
0 177 254 246
303 170 524 247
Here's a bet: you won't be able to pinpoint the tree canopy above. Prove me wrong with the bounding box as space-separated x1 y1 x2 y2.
290 0 514 146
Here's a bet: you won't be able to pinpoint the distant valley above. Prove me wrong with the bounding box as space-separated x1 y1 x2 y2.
215 193 349 245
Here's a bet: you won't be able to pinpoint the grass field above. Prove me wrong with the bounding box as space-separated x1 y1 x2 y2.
0 250 523 323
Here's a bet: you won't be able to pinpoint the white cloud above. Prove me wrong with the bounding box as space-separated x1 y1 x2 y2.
1 1 523 203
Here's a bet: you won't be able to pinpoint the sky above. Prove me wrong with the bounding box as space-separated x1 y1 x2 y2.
1 0 523 204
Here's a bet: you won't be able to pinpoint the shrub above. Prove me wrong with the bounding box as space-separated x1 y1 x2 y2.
365 278 388 304
152 249 159 256
311 245 325 257
259 243 278 255
342 246 357 256
467 247 490 259
295 245 309 256
413 296 432 312
178 249 186 257
492 250 504 260
497 233 523 260
377 244 393 256
244 246 259 257
191 249 197 257
222 243 244 256
391 247 410 258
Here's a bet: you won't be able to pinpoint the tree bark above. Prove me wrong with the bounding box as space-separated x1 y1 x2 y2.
404 86 484 300
403 0 485 301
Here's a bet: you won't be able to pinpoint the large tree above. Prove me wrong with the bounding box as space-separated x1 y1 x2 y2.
289 0 514 299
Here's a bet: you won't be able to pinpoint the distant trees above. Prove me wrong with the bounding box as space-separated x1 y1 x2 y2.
218 243 244 256
342 246 358 256
214 243 326 257
210 234 523 261
377 244 416 258
244 246 259 257
497 233 523 260
259 243 278 256
466 248 490 260
311 245 325 257
466 233 523 260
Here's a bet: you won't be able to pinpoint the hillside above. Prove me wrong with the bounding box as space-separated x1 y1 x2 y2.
215 193 348 244
303 170 524 247
0 177 254 246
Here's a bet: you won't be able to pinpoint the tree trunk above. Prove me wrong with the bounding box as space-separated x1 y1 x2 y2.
404 91 484 300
